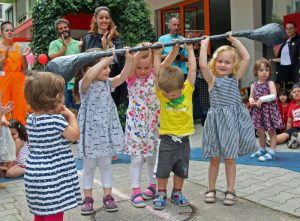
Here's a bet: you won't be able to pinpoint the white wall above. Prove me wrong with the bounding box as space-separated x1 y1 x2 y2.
230 0 263 87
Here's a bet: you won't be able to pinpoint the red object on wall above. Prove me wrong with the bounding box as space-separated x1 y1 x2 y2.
63 13 94 30
283 12 300 32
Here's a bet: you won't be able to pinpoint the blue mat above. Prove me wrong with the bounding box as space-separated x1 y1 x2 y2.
190 148 300 173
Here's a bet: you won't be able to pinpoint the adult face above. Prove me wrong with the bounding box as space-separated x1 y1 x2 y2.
285 23 297 38
169 18 180 36
57 22 71 38
95 9 111 33
1 24 14 40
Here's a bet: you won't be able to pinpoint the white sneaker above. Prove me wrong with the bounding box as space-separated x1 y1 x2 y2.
287 132 299 149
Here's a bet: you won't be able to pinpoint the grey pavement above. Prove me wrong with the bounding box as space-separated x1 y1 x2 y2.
1 124 300 221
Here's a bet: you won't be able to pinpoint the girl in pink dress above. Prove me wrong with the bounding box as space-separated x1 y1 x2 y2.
125 43 180 207
249 58 284 161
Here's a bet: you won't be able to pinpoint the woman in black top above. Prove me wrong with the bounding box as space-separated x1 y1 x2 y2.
271 21 300 90
81 6 127 107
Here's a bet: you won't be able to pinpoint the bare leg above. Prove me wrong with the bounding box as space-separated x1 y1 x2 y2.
206 157 220 198
257 128 266 149
103 187 112 197
268 129 277 151
5 165 25 178
276 133 289 144
157 178 168 191
224 159 236 195
83 189 93 198
173 175 184 190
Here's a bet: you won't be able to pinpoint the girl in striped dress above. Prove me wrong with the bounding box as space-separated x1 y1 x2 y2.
199 34 257 206
24 72 81 221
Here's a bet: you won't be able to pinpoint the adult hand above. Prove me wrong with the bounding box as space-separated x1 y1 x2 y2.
61 34 67 47
2 101 14 115
22 48 31 57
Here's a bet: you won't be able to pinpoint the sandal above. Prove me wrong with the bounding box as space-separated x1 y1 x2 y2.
223 191 236 206
171 191 189 207
204 189 216 203
153 192 167 210
131 193 146 208
142 186 156 200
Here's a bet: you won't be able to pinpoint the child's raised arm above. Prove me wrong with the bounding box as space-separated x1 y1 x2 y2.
161 43 180 68
199 37 214 87
81 50 115 93
128 45 151 79
112 49 134 88
152 43 164 75
227 34 250 79
185 43 196 86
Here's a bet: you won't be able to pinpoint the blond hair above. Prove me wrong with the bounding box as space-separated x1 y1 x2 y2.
24 71 65 113
209 45 241 77
157 66 184 93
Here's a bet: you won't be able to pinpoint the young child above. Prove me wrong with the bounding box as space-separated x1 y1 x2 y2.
5 119 29 178
199 34 257 206
0 92 15 181
249 58 284 161
152 43 196 210
74 49 134 214
24 72 81 221
278 89 291 132
274 84 300 149
125 43 179 208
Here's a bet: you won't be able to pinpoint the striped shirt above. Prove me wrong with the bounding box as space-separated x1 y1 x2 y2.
24 114 81 216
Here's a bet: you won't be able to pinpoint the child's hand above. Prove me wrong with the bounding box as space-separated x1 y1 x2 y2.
201 36 210 46
226 31 236 43
184 42 193 51
124 47 134 61
152 42 164 55
0 118 9 127
256 99 262 108
248 98 256 107
105 48 115 63
60 105 75 121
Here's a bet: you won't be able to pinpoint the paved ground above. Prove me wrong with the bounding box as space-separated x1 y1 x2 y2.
1 124 300 221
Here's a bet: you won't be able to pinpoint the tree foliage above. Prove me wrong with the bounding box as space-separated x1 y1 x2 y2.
30 0 156 55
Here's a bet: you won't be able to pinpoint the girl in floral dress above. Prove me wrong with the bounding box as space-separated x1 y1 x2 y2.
125 43 180 207
250 58 284 161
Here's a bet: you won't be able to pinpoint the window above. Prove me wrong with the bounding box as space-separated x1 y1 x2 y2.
5 7 14 24
29 0 36 8
160 0 206 38
16 0 26 22
0 4 3 20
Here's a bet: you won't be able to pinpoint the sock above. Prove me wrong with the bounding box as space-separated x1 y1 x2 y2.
143 184 156 196
157 189 166 193
268 149 275 155
259 147 266 152
150 183 156 189
172 188 181 193
133 188 141 195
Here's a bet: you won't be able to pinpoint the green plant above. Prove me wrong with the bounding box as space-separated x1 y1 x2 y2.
30 0 156 57
117 103 127 130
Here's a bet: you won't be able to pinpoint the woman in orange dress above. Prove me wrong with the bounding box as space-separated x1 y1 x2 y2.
0 21 30 126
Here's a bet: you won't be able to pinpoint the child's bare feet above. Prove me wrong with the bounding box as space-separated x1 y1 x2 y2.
0 183 6 188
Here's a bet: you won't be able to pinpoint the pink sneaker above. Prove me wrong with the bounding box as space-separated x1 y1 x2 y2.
81 197 94 215
103 195 118 212
131 193 146 208
142 186 156 200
